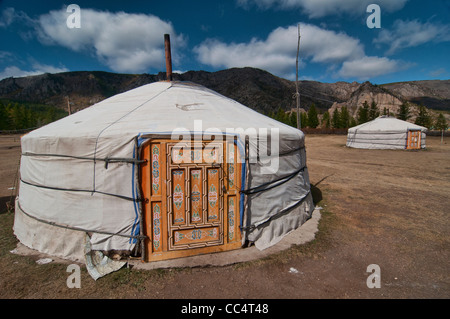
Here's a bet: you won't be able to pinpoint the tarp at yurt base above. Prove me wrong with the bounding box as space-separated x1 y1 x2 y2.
346 116 427 150
13 81 314 278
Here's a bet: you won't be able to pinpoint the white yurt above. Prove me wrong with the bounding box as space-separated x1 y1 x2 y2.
346 116 427 150
14 80 314 269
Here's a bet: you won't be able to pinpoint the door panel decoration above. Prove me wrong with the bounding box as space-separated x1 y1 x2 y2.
142 140 242 262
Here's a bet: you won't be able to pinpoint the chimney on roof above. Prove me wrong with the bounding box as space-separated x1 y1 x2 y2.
164 34 173 81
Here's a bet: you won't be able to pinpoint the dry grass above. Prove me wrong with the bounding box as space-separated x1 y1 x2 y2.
0 134 449 298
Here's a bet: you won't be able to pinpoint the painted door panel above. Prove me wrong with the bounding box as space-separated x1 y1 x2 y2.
141 140 242 262
407 131 421 150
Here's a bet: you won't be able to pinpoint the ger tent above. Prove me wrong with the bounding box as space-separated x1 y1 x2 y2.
346 116 427 150
14 81 314 264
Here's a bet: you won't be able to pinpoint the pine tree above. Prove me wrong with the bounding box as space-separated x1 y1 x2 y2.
332 108 341 128
435 113 448 143
415 105 432 129
321 111 330 129
10 104 23 129
368 101 380 121
397 101 411 121
289 112 297 128
340 106 350 128
307 104 319 128
0 102 12 130
0 100 67 130
300 112 308 128
357 101 370 124
274 107 286 123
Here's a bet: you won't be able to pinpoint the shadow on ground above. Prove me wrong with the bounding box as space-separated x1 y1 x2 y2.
0 196 14 214
311 185 322 204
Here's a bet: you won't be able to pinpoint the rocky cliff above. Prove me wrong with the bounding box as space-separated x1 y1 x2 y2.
329 81 404 117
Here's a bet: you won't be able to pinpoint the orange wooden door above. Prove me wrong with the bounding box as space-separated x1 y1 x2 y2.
141 139 242 262
407 130 421 150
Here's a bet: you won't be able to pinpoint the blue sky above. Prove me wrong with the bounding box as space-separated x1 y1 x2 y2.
0 0 449 84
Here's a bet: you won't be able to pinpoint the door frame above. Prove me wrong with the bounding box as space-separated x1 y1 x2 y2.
406 130 421 150
139 138 242 262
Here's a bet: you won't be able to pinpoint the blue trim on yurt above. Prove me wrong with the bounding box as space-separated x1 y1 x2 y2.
130 146 140 243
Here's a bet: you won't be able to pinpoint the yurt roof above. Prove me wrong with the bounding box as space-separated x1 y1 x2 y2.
348 116 427 133
24 81 302 141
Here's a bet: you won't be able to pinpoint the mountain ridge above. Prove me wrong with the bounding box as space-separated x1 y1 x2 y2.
0 67 448 119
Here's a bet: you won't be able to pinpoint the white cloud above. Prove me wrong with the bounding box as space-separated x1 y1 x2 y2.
337 56 405 80
36 8 185 73
0 7 37 41
194 38 295 77
0 7 35 28
0 63 69 80
0 7 16 27
374 19 450 55
428 68 446 78
195 23 404 80
0 51 14 60
236 0 408 18
194 23 366 79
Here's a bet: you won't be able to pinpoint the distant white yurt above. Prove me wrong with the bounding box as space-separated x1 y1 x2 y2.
14 81 314 266
346 116 427 150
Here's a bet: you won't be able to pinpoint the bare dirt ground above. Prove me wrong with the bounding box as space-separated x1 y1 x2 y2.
0 133 449 300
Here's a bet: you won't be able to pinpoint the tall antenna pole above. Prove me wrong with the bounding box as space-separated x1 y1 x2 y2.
295 24 301 129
